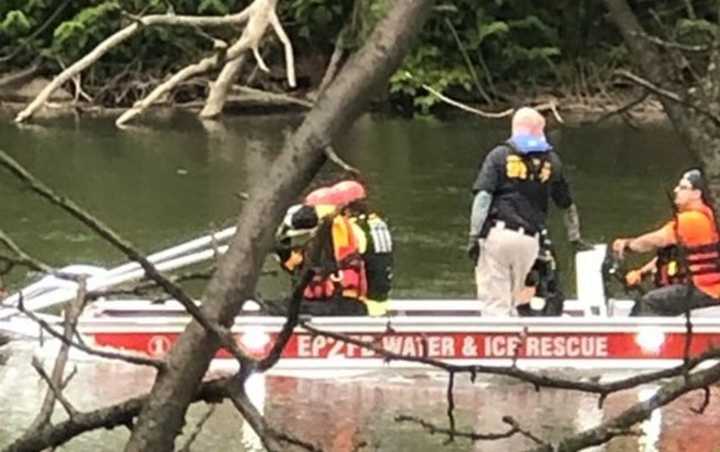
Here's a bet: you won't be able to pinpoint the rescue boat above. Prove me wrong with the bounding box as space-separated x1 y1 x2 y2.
3 227 720 374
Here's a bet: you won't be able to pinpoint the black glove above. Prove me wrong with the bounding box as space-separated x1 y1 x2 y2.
571 238 594 252
467 237 480 262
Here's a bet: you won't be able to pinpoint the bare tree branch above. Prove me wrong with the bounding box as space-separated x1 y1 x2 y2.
118 0 296 126
324 146 360 174
17 295 165 369
25 279 87 431
2 377 234 451
14 8 256 123
177 404 216 452
227 378 320 452
0 230 55 275
526 361 720 451
395 414 541 444
31 357 79 420
0 62 42 89
614 69 720 127
200 55 247 118
593 91 649 124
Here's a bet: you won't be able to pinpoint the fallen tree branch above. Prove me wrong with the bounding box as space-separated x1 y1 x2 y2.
231 85 312 108
14 8 256 123
0 62 42 89
415 73 513 118
407 71 564 123
119 0 296 126
200 55 248 118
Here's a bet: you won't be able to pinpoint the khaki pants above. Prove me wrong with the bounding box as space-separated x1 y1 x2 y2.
474 225 539 316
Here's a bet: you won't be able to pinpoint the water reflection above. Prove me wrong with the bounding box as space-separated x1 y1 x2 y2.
4 340 720 451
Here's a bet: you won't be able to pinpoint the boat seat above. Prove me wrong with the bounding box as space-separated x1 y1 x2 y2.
575 245 610 317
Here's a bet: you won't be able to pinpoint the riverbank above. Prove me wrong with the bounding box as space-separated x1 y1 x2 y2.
0 76 668 126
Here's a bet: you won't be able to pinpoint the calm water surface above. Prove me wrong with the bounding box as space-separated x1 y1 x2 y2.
0 112 709 451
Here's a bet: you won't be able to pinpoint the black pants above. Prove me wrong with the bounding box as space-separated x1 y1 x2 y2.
630 284 719 316
299 296 368 316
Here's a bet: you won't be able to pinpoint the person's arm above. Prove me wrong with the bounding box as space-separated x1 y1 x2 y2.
469 191 493 241
469 148 501 237
612 226 674 259
467 149 501 260
562 203 581 242
549 155 591 248
625 257 658 286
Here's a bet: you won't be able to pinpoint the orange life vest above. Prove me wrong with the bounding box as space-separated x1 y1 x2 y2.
303 215 367 301
661 204 720 297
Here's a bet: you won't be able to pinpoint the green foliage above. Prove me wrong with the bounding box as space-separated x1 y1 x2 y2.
0 10 32 37
198 0 231 15
0 0 713 112
52 2 121 60
390 47 473 114
389 2 566 111
675 18 718 41
284 0 349 44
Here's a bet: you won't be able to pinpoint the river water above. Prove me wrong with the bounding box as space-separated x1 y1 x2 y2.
0 111 712 451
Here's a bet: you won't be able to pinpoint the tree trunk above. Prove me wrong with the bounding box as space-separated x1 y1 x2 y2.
604 0 720 196
123 1 434 450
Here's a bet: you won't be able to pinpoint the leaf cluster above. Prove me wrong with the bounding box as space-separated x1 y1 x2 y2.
1 0 717 112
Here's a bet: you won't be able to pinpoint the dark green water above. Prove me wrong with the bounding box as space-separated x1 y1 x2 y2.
0 112 707 451
0 112 691 297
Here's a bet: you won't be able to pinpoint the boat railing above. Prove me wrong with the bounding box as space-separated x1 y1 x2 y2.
0 226 236 320
0 238 649 322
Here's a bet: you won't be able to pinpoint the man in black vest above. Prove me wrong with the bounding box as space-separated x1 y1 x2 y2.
467 107 587 316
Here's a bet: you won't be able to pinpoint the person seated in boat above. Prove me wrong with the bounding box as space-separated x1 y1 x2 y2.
274 188 369 316
332 180 394 317
612 168 720 316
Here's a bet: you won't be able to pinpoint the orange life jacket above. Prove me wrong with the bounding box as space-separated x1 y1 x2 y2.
303 215 367 301
660 204 720 297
